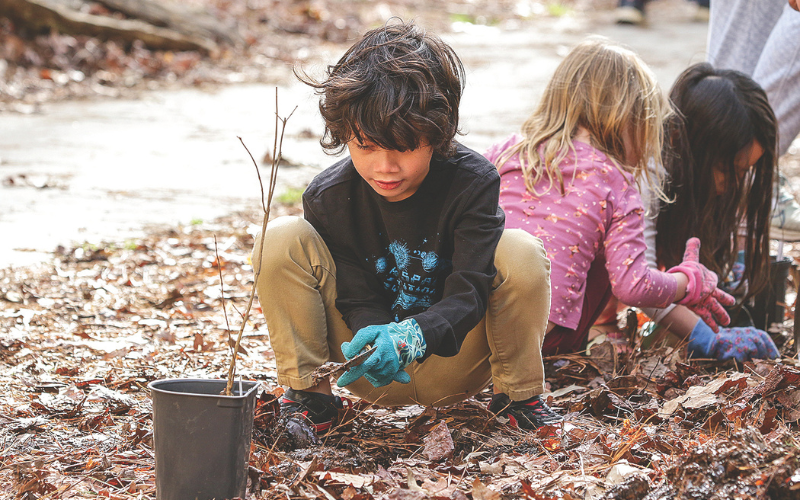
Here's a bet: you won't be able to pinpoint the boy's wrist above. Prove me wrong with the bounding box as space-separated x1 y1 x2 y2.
392 318 427 367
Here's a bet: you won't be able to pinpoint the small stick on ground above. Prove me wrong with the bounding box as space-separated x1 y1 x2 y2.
224 89 296 395
309 346 378 386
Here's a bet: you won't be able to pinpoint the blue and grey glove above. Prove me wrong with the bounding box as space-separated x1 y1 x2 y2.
337 318 426 388
725 250 747 293
688 319 779 362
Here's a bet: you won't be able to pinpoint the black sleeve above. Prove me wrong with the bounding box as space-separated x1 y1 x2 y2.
303 196 394 333
412 171 504 358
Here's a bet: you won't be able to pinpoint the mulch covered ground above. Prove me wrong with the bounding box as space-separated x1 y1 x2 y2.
3 200 800 499
5 0 800 498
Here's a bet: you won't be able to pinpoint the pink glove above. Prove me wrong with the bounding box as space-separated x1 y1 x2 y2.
667 238 736 332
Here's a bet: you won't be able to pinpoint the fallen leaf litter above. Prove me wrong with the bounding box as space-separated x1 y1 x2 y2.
3 202 800 499
4 1 800 497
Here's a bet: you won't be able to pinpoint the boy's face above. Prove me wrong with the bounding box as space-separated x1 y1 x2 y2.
347 138 433 202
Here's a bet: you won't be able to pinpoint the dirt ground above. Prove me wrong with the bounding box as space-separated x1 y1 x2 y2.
4 1 800 499
3 200 800 500
6 1 799 270
0 0 721 268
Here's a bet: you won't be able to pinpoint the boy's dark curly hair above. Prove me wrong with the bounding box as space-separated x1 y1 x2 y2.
298 19 465 157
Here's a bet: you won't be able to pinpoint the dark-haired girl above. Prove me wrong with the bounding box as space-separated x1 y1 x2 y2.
636 62 780 361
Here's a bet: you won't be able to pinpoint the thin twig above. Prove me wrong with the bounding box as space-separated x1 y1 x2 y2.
214 235 232 351
38 476 85 500
225 88 296 395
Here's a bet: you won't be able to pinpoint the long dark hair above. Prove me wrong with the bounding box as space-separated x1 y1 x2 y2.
657 63 776 301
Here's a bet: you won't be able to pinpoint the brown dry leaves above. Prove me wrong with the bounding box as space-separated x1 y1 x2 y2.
3 206 800 499
0 209 282 498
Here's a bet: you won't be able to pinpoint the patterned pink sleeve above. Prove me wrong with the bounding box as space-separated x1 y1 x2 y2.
483 142 501 164
602 180 678 308
483 134 523 173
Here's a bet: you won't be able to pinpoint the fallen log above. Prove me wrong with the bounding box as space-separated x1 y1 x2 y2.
0 0 219 53
95 0 241 45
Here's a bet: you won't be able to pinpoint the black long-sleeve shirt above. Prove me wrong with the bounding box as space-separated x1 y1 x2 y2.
303 143 504 359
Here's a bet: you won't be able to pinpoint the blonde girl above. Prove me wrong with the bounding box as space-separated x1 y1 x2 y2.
484 38 734 355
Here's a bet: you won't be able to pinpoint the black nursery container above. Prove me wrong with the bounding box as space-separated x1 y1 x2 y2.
751 257 793 331
148 378 259 500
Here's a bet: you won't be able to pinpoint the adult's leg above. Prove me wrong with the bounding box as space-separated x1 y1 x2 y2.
616 0 647 25
707 0 785 75
752 5 800 155
710 2 800 240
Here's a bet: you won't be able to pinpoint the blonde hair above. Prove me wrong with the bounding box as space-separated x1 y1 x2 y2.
495 37 671 199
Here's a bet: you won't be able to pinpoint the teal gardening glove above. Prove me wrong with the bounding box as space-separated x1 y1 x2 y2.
337 318 426 388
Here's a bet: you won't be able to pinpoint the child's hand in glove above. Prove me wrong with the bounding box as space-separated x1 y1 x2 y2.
688 320 780 362
337 318 426 388
668 237 736 331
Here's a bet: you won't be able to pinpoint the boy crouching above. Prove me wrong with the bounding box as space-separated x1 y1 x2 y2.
253 20 560 433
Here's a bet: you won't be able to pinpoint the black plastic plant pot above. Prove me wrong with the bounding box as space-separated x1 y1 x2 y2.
148 378 260 500
751 257 793 331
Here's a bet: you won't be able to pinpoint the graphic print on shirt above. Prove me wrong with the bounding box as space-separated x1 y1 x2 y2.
371 239 452 321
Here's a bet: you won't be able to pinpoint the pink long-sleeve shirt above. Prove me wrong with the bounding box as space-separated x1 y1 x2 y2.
484 134 677 330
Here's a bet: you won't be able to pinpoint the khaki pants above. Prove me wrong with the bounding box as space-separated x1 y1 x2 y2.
253 216 551 406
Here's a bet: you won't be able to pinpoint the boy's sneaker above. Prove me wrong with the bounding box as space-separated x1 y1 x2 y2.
488 393 563 429
615 0 646 25
279 388 346 434
771 174 800 242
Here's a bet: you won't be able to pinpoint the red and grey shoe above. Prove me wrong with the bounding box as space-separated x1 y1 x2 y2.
488 393 563 429
279 388 348 434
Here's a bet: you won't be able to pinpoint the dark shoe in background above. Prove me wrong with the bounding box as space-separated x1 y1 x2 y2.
616 0 647 25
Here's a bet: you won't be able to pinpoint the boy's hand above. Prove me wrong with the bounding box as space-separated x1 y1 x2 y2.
337 319 426 388
688 320 780 362
668 237 736 331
